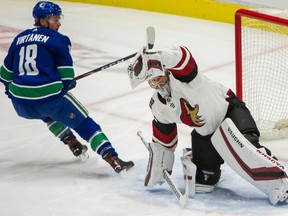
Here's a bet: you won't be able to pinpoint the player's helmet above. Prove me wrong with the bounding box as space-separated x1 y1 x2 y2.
32 1 62 23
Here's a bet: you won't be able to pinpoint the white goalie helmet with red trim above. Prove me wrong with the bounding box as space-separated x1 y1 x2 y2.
127 47 165 89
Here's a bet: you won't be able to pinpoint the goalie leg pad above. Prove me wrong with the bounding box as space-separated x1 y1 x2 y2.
181 148 196 197
211 118 288 205
145 142 175 187
227 105 277 159
181 148 218 194
226 102 260 142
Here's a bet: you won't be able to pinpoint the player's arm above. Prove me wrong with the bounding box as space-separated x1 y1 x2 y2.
144 119 177 187
55 36 76 91
0 65 13 88
160 46 198 83
142 102 177 185
0 43 16 95
152 119 177 149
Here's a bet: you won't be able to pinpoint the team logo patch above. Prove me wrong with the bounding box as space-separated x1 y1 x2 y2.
69 113 75 119
39 2 46 8
180 98 205 127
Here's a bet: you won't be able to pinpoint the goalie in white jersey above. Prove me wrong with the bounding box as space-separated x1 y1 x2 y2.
127 45 288 205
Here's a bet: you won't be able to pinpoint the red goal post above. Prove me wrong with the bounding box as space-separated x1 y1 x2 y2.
235 8 288 139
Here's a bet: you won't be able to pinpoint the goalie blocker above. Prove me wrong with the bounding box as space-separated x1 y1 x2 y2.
212 118 288 205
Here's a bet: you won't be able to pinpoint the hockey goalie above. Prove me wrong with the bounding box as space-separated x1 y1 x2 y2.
127 45 288 205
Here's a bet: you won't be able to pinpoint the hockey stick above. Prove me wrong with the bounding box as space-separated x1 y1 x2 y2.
137 131 189 207
75 26 156 80
75 53 136 80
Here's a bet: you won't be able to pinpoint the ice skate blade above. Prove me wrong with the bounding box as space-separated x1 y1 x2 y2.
79 150 89 162
119 165 135 176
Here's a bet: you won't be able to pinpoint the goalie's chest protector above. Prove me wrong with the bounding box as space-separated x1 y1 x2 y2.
151 73 230 136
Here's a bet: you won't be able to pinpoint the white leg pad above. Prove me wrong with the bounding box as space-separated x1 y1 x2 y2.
181 148 215 195
211 118 288 205
145 142 175 187
181 148 196 197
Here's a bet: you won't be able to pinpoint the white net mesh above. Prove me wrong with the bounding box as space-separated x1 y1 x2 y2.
239 8 288 139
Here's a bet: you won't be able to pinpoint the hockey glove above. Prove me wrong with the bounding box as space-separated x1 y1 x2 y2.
64 79 77 91
145 51 165 78
68 79 76 90
128 47 164 89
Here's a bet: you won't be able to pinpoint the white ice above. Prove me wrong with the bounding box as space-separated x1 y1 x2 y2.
0 0 288 215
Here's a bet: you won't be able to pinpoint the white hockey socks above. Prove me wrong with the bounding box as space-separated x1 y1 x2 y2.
212 118 288 205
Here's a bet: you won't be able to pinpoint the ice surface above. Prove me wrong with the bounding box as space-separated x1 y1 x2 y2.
0 0 287 215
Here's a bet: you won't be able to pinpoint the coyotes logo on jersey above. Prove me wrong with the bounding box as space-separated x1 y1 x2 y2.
180 98 205 127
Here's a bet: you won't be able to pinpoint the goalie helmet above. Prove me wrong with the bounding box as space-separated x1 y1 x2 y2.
128 47 165 89
32 1 62 23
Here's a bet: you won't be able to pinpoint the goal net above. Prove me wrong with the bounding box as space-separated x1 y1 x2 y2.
235 8 288 139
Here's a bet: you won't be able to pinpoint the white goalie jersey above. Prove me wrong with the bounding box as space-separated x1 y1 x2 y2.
130 44 288 205
149 46 231 137
148 46 288 205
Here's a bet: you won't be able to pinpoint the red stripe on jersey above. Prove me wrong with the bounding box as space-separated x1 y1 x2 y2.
169 46 196 78
152 123 177 149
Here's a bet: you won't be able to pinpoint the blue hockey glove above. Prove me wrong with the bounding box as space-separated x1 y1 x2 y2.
67 79 76 91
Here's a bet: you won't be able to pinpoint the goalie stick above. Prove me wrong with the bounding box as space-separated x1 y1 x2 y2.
137 131 189 207
75 26 156 80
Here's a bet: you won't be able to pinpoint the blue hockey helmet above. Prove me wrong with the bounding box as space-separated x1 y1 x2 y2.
32 1 62 23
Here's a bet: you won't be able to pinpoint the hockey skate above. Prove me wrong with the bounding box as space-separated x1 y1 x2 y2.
69 140 89 161
102 152 134 173
70 141 89 161
63 134 89 161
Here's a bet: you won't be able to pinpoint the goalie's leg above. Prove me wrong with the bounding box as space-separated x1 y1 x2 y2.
191 130 224 187
225 91 277 159
211 118 288 205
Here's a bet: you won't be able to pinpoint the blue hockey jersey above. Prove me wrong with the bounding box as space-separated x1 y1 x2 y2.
0 27 75 104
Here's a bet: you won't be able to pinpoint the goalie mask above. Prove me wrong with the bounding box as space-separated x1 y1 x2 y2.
127 48 165 89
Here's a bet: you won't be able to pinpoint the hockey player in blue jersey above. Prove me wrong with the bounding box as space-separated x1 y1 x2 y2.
0 1 134 174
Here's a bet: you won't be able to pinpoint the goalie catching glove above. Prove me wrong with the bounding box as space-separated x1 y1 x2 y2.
127 47 165 89
144 141 175 187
